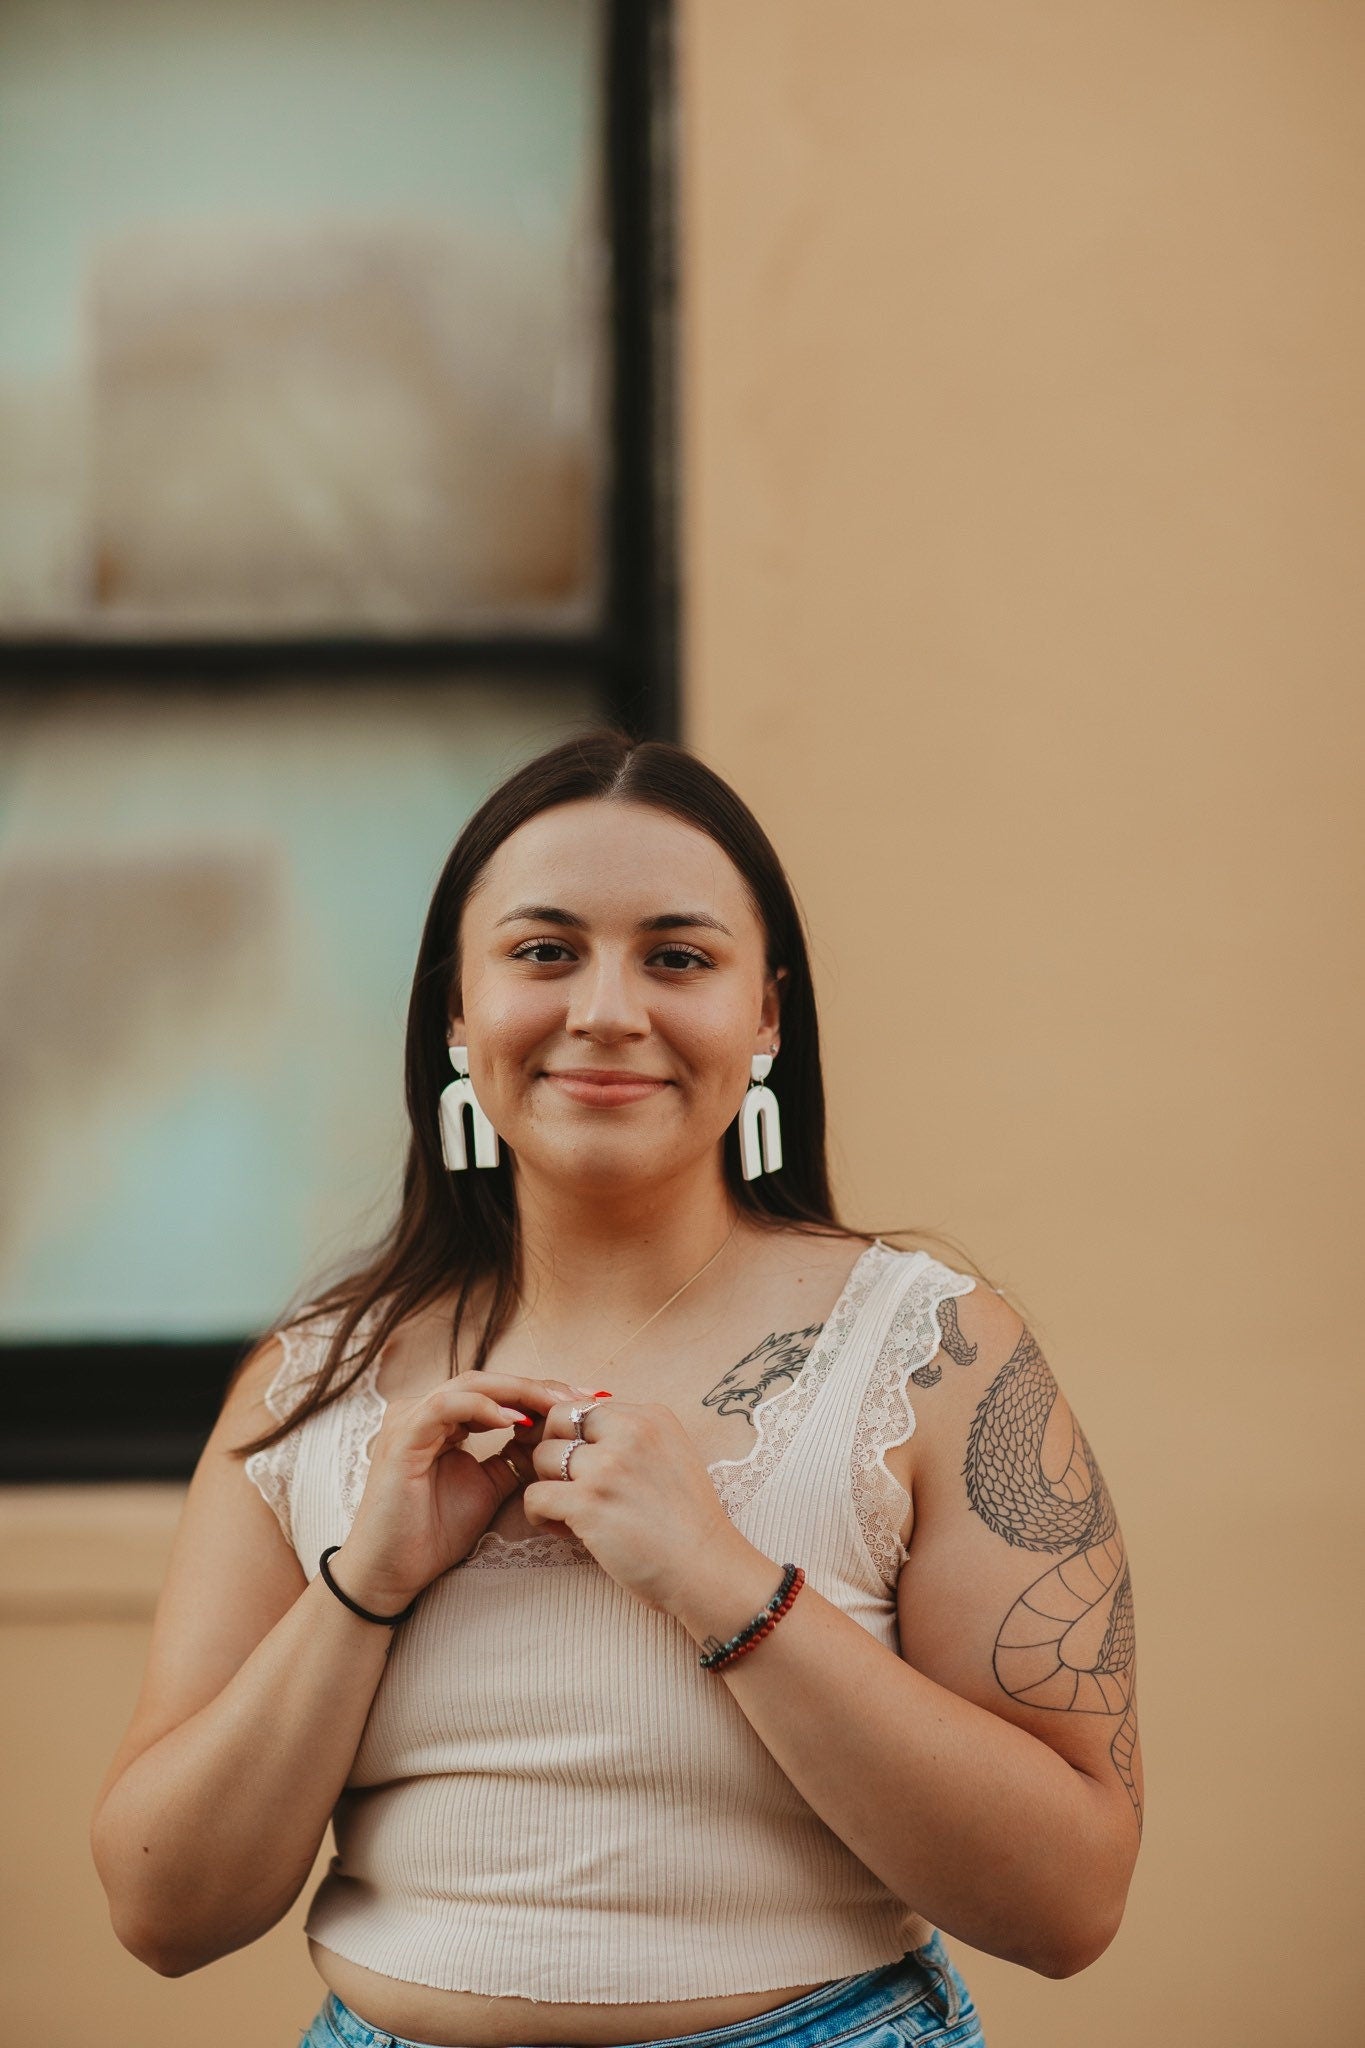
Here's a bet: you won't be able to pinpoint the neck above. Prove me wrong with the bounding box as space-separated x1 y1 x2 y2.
512 1158 745 1335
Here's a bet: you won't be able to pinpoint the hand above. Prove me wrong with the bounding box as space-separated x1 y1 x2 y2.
336 1371 598 1611
522 1396 742 1613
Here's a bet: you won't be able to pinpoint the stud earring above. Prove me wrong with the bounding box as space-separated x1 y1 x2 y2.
440 1046 501 1170
738 1050 783 1181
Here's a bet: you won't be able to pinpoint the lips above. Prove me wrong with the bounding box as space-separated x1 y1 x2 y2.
544 1070 671 1106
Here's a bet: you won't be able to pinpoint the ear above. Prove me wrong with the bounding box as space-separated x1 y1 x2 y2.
758 966 787 1052
446 1011 465 1050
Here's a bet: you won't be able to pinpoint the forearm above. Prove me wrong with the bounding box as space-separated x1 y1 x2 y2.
93 1555 394 1975
670 1534 1129 1978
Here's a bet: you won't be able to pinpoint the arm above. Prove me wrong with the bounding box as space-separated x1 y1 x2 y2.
93 1336 568 1978
667 1282 1143 1979
89 1340 407 1976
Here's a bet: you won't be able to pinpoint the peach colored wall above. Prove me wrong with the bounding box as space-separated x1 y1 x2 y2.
680 1 1363 2042
7 5 1363 2044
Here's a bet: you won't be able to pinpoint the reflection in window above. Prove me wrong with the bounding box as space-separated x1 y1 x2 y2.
0 0 607 637
0 679 599 1338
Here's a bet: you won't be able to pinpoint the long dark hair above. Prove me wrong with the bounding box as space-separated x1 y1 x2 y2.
229 728 990 1461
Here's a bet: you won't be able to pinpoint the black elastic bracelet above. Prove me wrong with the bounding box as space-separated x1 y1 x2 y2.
318 1546 419 1627
699 1563 801 1670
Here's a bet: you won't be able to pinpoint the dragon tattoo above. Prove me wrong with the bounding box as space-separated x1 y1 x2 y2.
945 1305 1142 1833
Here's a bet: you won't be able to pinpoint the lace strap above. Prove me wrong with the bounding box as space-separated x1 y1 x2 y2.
261 1322 312 1421
243 1324 316 1549
244 1307 374 1552
707 1240 898 1525
338 1316 388 1526
850 1258 979 1585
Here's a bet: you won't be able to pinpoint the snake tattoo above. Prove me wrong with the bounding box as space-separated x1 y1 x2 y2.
699 1299 1141 1833
952 1309 1141 1833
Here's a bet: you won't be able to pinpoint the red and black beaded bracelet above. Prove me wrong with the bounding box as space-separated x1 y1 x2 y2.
699 1564 806 1673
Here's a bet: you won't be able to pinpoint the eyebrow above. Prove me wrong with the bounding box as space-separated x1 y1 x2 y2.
494 903 734 938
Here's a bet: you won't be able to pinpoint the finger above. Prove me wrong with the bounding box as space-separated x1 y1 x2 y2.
531 1435 594 1481
540 1393 614 1439
478 1444 530 1505
520 1479 571 1530
448 1374 592 1411
410 1388 534 1448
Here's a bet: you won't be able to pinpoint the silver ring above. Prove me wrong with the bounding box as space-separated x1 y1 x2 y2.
559 1437 583 1480
569 1401 599 1440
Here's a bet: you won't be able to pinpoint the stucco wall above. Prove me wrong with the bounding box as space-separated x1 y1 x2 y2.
680 2 1363 2041
7 5 1362 2042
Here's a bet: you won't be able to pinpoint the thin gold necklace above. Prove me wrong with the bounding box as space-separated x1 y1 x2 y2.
517 1213 741 1383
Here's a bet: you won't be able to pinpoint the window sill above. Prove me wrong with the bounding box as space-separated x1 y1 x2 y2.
0 1484 185 1620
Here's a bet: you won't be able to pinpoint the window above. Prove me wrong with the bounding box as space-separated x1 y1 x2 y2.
2 0 678 1479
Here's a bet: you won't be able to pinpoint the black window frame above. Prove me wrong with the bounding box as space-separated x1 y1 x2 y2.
2 0 680 1483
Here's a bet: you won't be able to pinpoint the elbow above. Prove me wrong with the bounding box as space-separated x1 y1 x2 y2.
140 1947 200 1980
92 1836 199 1977
110 1899 280 1977
1036 1802 1138 1978
113 1912 245 1978
1036 1880 1130 1979
1037 1914 1121 1979
110 1915 195 1979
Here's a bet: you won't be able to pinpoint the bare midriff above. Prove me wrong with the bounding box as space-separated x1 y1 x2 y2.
311 1915 935 2046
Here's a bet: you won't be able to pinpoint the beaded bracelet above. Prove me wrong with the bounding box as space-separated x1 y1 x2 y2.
699 1564 806 1673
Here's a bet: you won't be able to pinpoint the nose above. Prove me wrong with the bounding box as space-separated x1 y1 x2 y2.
564 949 651 1045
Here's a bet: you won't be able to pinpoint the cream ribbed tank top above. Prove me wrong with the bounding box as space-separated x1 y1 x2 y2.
244 1240 977 2003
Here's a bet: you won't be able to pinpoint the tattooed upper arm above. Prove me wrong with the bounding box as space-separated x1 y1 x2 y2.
896 1284 1144 1838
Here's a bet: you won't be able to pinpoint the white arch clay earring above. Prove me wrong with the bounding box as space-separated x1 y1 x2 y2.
738 1050 783 1181
439 1046 501 1170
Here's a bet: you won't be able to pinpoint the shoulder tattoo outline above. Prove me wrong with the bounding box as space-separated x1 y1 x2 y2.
958 1315 1142 1833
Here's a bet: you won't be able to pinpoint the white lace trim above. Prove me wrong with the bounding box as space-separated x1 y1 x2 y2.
705 1239 896 1519
243 1308 386 1547
462 1528 592 1570
337 1317 389 1527
245 1245 914 1574
243 1324 312 1550
850 1261 979 1586
456 1241 897 1570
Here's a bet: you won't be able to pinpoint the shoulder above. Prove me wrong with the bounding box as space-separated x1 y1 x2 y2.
220 1302 349 1444
868 1256 1026 1483
923 1265 1023 1361
892 1268 1070 1498
219 1330 291 1441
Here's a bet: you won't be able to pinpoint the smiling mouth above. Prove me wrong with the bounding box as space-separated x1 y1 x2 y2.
543 1072 672 1105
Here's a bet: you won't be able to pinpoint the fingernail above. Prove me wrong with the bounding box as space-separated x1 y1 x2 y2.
593 1389 613 1398
512 1414 536 1430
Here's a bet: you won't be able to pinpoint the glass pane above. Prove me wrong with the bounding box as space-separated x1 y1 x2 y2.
0 0 606 638
0 678 600 1338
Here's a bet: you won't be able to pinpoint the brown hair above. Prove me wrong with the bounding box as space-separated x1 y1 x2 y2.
228 728 992 1461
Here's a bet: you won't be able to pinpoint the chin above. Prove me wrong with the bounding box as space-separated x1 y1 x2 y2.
525 1136 688 1191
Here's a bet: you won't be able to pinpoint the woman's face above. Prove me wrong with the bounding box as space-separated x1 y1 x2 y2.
449 799 783 1191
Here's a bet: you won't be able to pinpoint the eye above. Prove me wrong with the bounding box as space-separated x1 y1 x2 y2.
510 940 575 965
651 945 712 971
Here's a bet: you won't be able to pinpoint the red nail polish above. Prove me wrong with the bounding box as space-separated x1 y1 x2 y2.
593 1389 613 1398
512 1414 535 1429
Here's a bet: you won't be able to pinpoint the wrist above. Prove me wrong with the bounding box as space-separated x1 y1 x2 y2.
666 1531 788 1650
325 1542 421 1620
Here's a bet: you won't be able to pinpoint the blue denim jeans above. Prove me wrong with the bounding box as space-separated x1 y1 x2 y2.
298 1933 984 2048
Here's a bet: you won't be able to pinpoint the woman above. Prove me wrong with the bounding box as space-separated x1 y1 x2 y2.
91 730 1142 2048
